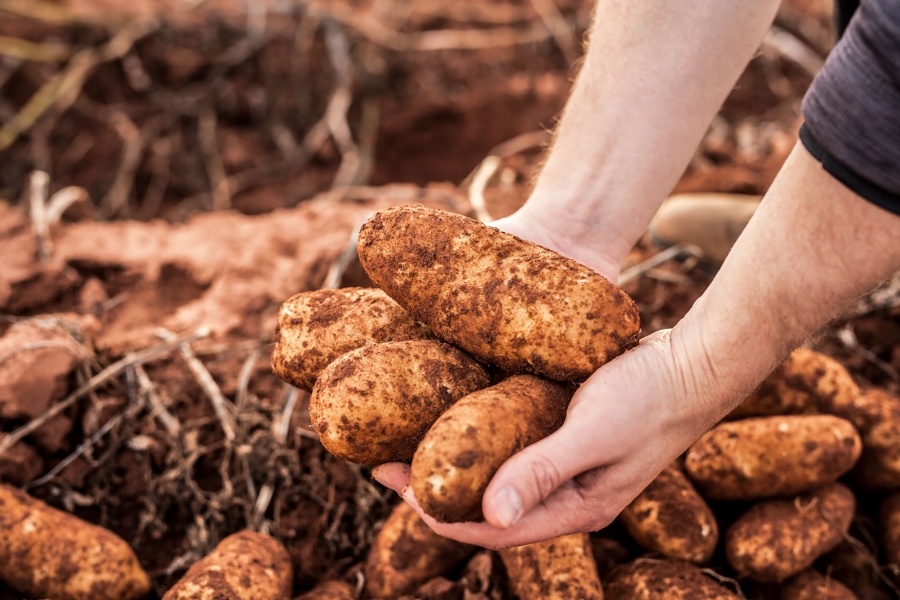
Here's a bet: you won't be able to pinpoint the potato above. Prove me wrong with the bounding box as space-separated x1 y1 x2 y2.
844 390 900 491
729 348 858 419
356 205 641 382
684 415 861 500
590 537 633 579
881 491 900 566
0 435 43 486
725 483 855 582
296 580 355 599
0 484 150 600
499 533 603 600
310 340 489 464
779 569 857 600
163 530 292 600
619 463 718 564
365 502 476 599
824 541 893 600
604 558 740 599
271 287 432 391
411 374 572 522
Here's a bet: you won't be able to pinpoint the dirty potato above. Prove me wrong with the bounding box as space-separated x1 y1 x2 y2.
499 533 603 600
356 205 641 382
684 415 861 500
844 389 900 491
0 484 150 600
310 340 489 464
0 435 43 486
411 374 572 522
271 287 432 391
729 348 859 419
604 558 740 600
824 541 893 600
365 502 476 599
779 569 857 600
163 530 292 600
296 580 356 599
619 463 718 564
881 492 900 566
725 483 855 582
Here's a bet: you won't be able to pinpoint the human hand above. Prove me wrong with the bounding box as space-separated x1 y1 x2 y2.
373 327 732 549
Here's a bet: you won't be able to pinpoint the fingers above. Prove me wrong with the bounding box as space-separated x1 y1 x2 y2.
371 462 411 493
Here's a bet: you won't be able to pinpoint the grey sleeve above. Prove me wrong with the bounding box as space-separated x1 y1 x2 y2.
800 0 900 215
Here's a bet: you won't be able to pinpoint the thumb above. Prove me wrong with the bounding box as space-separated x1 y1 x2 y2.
480 423 598 530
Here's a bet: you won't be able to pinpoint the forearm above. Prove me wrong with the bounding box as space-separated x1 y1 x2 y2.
519 0 781 266
670 143 900 429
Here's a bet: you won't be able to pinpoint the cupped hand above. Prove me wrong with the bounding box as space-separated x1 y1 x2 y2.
373 328 730 549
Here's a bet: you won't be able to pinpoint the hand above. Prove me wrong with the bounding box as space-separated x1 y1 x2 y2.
373 327 729 549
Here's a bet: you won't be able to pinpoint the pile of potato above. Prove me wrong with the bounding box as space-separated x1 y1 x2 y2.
274 205 900 599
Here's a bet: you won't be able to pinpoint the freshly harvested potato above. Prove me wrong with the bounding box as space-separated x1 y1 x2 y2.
357 205 641 382
779 569 857 600
499 533 603 600
684 415 861 500
0 484 150 600
296 580 355 599
824 541 893 600
0 435 43 485
411 374 573 522
310 340 489 464
845 390 900 491
365 502 476 599
881 492 900 566
619 463 718 564
725 483 855 582
604 558 740 600
271 287 432 391
163 530 292 600
729 348 858 419
590 537 633 579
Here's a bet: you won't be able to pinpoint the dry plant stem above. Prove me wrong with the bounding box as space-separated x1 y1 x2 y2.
235 349 261 413
762 25 824 77
0 18 158 151
323 21 361 189
100 112 157 218
28 170 51 261
529 0 579 64
0 35 72 62
273 385 300 446
134 364 181 438
199 108 232 211
0 0 90 24
321 213 372 289
617 244 702 285
45 186 89 223
0 327 209 458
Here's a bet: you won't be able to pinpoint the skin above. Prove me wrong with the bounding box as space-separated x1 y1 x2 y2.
374 0 900 547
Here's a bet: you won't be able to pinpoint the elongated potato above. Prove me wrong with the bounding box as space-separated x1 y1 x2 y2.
271 287 432 391
499 533 603 600
619 463 718 564
365 502 476 599
357 205 640 382
843 390 900 491
0 484 150 600
163 531 292 600
310 340 489 464
729 348 858 419
296 580 355 599
779 569 857 600
411 375 572 522
684 415 861 500
725 483 855 582
604 558 740 600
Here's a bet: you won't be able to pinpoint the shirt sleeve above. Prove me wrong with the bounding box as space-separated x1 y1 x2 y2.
800 0 900 215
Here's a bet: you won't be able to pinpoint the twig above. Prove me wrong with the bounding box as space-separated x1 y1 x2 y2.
0 36 72 62
468 155 502 223
100 112 157 218
273 384 301 446
0 0 88 24
141 137 172 220
0 327 209 458
322 213 372 290
235 348 261 413
45 186 89 224
529 0 578 64
198 108 232 211
833 325 900 383
323 21 360 189
618 244 702 285
135 364 181 438
762 25 824 77
27 171 51 261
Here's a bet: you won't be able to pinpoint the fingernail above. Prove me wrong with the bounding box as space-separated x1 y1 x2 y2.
492 486 523 528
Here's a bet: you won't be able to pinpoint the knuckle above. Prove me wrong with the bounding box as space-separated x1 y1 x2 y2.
527 453 564 500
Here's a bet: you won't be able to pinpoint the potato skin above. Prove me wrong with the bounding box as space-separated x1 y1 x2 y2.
604 558 740 600
0 484 150 600
411 375 572 522
725 483 855 582
357 205 640 382
310 340 489 464
499 533 603 600
729 348 858 419
0 435 43 485
841 390 900 491
684 415 862 500
365 502 476 599
881 492 900 566
296 580 355 599
163 531 292 600
778 569 857 600
619 463 718 564
271 287 431 391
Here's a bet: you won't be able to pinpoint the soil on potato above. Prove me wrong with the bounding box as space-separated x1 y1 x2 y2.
1 0 898 598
